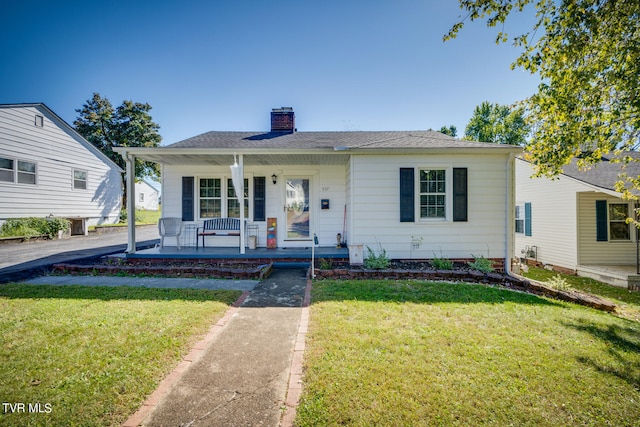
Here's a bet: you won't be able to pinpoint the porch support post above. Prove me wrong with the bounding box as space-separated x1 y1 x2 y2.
239 154 246 254
125 152 137 254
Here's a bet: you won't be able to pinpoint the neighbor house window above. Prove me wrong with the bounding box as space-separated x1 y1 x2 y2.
515 205 524 233
139 193 144 202
0 157 13 182
609 203 630 240
73 169 87 189
199 178 222 218
17 160 36 185
35 115 44 127
419 169 446 219
227 178 249 218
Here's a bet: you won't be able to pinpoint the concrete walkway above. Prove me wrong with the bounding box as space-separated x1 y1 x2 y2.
124 268 310 427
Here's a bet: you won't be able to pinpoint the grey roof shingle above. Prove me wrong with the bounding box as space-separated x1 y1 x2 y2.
166 130 517 150
560 152 640 192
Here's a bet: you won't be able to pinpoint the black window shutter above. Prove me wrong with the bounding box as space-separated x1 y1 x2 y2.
182 176 194 221
399 168 415 222
596 200 608 241
524 202 532 236
453 168 468 222
254 177 266 221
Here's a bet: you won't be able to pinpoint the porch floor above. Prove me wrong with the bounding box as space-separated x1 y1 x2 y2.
125 245 349 262
576 264 640 290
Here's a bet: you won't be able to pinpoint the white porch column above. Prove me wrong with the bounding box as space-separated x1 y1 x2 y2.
125 152 137 254
239 154 245 254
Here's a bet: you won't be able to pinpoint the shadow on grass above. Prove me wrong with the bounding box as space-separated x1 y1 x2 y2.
0 283 241 304
311 279 562 306
562 319 640 389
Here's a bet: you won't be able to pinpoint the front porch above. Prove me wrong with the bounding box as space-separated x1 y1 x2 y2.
576 264 640 290
125 245 349 266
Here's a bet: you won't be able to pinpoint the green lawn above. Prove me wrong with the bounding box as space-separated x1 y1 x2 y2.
297 280 640 426
0 284 241 427
523 266 640 322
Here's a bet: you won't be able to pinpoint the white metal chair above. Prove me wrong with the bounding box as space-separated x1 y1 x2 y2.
158 217 182 249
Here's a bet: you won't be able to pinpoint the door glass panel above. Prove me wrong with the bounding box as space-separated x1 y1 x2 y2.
286 178 310 239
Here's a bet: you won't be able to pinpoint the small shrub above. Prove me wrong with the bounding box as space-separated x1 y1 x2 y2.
467 255 495 273
318 258 334 270
0 217 70 239
364 246 391 270
547 274 571 291
431 255 453 270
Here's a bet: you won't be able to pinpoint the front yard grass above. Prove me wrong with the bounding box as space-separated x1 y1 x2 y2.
523 266 640 322
0 284 241 426
297 280 640 426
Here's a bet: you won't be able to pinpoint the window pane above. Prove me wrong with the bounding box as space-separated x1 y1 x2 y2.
74 179 87 190
18 161 35 173
17 172 36 184
200 199 221 218
0 158 13 170
515 219 524 233
74 170 87 180
0 170 12 182
609 204 628 221
610 222 630 240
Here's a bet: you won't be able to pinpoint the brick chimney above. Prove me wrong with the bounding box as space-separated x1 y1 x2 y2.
271 107 295 133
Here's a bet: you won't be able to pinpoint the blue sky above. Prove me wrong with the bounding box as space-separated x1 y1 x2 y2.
1 0 540 145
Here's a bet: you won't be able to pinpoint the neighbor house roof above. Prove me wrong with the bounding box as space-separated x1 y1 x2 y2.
167 130 518 150
560 152 640 193
0 103 123 173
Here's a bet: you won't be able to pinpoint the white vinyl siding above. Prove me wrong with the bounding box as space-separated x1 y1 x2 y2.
515 159 581 269
0 105 122 225
350 154 510 260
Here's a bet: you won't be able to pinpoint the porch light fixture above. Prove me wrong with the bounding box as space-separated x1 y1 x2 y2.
272 173 277 185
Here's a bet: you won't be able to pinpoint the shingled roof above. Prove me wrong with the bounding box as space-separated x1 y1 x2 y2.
167 130 517 150
558 152 640 192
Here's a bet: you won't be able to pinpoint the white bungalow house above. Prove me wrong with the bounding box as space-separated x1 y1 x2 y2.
0 103 123 234
515 155 640 289
135 180 160 211
115 108 520 271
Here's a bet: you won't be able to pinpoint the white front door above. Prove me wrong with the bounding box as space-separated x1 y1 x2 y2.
281 177 312 247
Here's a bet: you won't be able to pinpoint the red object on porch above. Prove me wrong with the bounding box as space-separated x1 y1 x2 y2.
267 217 277 249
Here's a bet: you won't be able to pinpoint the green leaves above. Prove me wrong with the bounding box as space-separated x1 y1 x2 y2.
448 0 640 180
464 101 529 145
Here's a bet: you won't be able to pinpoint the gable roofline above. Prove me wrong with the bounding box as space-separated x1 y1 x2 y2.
516 156 638 197
0 103 124 173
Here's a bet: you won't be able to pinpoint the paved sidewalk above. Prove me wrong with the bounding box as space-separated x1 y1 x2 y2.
124 269 310 427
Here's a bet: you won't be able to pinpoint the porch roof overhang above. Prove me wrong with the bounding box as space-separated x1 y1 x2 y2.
112 145 520 166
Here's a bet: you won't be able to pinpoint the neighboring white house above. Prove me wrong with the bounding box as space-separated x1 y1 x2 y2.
115 108 520 270
515 155 640 288
135 180 159 211
0 103 123 234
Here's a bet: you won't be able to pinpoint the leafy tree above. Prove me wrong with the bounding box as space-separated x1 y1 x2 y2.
446 0 640 180
439 125 458 137
464 101 529 145
74 93 162 207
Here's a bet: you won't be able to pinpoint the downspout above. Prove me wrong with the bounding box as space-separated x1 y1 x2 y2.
504 152 516 275
125 152 137 254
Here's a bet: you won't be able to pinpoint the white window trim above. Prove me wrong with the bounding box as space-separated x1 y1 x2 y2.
1 157 38 186
515 203 525 234
608 201 633 242
73 168 88 190
416 166 453 222
197 174 254 221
